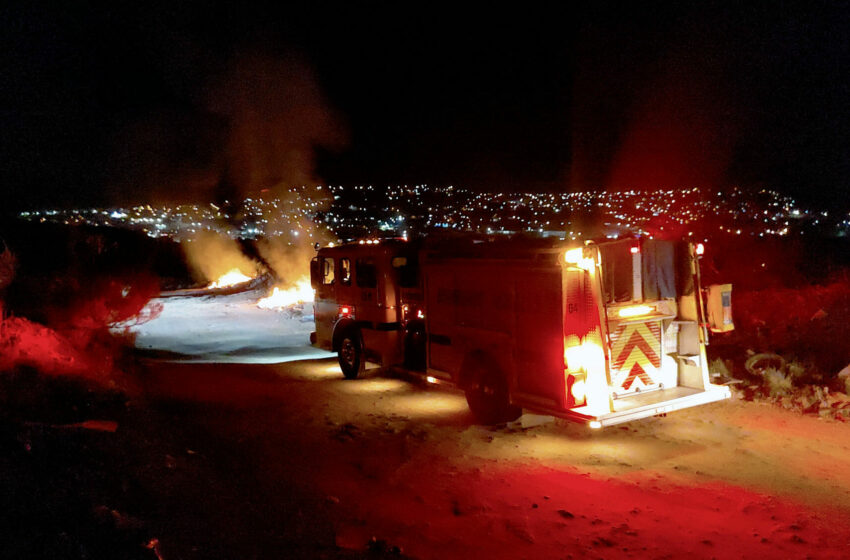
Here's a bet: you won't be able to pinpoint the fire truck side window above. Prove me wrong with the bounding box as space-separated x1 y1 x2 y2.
322 258 335 285
339 258 351 285
355 259 377 288
310 257 320 289
397 254 419 288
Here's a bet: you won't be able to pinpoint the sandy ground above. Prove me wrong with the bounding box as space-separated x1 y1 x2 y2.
119 293 850 558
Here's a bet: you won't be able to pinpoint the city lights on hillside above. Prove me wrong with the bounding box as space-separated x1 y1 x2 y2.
18 185 847 241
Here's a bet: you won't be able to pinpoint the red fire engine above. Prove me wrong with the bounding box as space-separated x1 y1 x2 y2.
310 236 733 427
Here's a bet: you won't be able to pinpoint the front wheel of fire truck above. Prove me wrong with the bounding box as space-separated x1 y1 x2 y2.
464 360 521 425
337 330 365 380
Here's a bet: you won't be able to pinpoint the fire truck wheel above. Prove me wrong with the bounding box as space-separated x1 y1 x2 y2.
338 330 365 379
465 363 521 425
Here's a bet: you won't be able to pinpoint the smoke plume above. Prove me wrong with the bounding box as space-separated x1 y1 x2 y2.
184 231 260 284
256 189 336 288
207 49 348 197
173 47 347 286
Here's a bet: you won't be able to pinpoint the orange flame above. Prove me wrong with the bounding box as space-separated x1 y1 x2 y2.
207 269 254 289
257 278 314 309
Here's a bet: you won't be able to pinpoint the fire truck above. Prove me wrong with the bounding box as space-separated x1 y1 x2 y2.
310 235 733 427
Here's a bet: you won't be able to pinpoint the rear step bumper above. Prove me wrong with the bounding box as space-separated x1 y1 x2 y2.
564 384 731 428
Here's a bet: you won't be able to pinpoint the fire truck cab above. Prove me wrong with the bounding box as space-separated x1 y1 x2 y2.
311 236 732 427
310 239 419 378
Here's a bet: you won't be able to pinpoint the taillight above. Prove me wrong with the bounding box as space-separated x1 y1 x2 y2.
339 305 354 318
566 372 587 407
564 337 605 409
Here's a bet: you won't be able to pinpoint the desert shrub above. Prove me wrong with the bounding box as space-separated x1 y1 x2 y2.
1 224 162 386
714 279 850 377
763 368 793 397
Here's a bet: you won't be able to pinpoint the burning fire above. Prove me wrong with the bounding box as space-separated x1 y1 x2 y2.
257 278 314 309
207 268 254 289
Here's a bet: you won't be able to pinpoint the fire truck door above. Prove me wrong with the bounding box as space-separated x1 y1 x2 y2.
314 256 339 343
511 270 567 410
353 258 380 323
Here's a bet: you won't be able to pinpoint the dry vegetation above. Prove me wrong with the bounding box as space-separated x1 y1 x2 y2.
707 236 850 419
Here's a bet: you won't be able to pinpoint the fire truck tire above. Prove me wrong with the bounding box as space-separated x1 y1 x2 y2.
464 362 521 425
338 330 365 379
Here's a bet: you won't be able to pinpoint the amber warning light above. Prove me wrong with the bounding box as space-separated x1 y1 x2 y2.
618 305 654 318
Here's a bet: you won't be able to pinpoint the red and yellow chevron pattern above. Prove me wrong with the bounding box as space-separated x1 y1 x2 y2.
610 321 662 393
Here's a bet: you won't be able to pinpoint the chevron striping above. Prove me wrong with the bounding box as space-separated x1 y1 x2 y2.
621 363 654 390
616 345 659 374
612 331 660 370
611 322 660 356
610 320 662 391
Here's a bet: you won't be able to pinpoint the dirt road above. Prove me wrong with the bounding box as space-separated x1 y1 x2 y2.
123 358 850 559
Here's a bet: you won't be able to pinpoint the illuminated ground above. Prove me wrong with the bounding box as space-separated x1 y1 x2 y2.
129 289 333 363
123 293 850 558
132 358 850 559
8 294 847 558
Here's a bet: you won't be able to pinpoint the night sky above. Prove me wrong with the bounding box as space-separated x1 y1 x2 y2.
2 2 848 213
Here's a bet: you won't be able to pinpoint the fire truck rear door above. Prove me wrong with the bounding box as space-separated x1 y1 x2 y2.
511 269 567 411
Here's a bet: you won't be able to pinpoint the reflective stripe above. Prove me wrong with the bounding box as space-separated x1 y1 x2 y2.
610 321 661 392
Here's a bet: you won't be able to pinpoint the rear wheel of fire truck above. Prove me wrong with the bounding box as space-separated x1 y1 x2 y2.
464 360 521 425
338 330 365 380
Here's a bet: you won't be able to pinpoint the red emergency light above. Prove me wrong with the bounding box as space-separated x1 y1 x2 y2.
339 305 354 317
630 245 640 254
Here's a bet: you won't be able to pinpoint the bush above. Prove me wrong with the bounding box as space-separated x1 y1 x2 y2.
763 368 793 397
